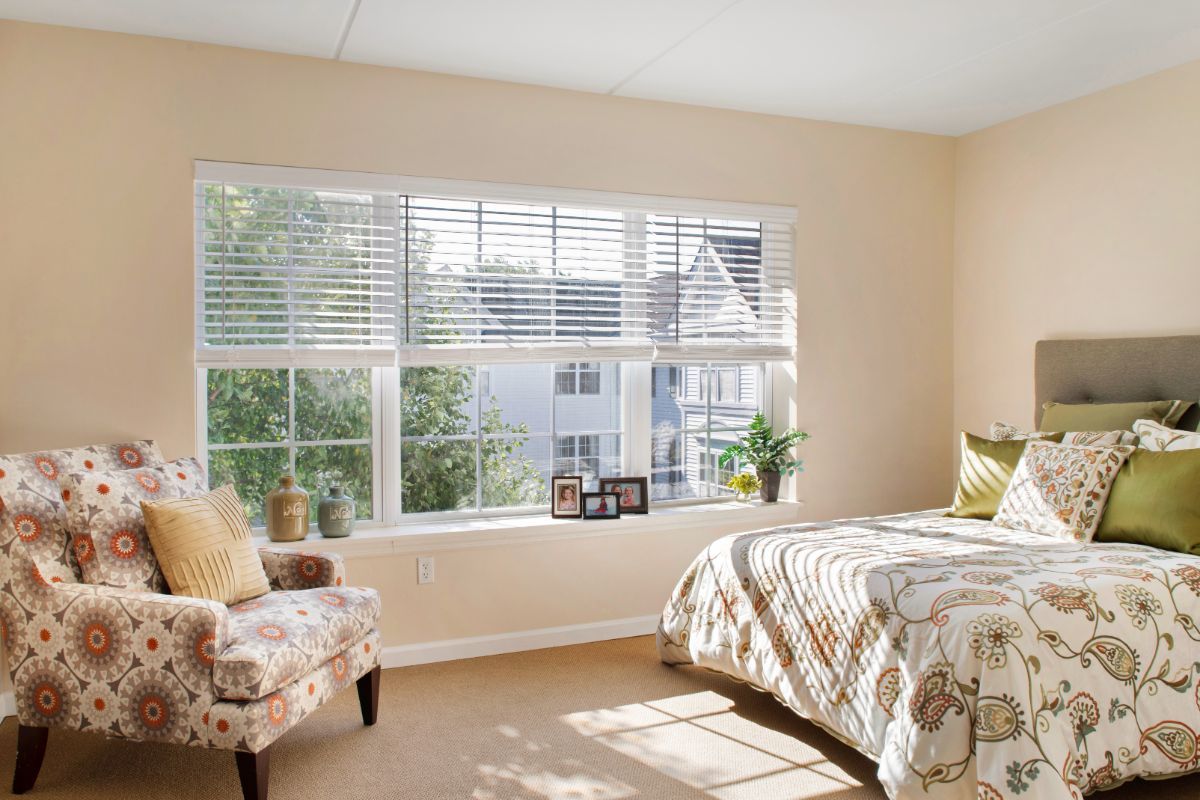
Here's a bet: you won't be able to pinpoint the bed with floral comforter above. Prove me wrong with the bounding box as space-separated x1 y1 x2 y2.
657 511 1200 800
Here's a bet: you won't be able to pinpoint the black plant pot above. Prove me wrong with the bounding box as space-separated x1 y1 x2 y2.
757 470 781 503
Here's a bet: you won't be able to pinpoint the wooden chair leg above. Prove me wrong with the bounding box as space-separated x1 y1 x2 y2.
12 725 49 795
235 747 270 800
357 665 381 726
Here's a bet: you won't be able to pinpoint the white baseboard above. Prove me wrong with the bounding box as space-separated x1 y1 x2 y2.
380 614 660 669
0 615 660 719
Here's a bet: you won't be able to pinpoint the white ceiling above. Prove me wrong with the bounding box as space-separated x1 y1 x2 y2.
6 0 1200 135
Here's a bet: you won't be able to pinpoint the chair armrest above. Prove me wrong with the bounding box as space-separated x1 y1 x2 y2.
257 547 346 590
55 582 230 650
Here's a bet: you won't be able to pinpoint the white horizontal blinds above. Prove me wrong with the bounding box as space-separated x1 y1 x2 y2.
647 214 795 362
403 197 652 363
196 181 401 367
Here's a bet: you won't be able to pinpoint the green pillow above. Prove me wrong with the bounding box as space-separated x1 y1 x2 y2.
1096 449 1200 554
946 432 1065 520
1040 400 1193 433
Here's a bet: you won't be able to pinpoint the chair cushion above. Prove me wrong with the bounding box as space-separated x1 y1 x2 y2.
60 457 207 593
213 586 381 700
0 441 164 584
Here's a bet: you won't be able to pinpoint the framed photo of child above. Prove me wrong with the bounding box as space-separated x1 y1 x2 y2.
551 476 583 519
581 492 621 520
599 477 648 514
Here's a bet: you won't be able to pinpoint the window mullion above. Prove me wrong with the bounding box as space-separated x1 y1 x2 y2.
475 365 483 512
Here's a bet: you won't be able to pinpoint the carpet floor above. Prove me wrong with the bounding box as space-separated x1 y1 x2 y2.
2 635 1198 799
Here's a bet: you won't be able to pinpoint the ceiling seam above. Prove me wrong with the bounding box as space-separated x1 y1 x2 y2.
333 0 362 60
605 0 747 95
869 0 1118 102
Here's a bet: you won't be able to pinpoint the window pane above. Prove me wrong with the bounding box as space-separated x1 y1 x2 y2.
206 369 288 444
295 368 372 441
296 444 373 520
710 364 759 429
652 364 706 434
401 440 476 513
554 364 576 395
483 364 552 434
482 437 551 509
556 362 621 432
400 367 478 437
554 434 620 489
207 447 288 526
650 430 709 500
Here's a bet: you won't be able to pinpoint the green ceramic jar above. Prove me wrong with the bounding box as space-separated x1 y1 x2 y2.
318 486 356 538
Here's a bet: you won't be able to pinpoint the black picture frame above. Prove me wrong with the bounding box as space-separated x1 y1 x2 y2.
581 492 621 520
550 475 584 519
599 477 649 514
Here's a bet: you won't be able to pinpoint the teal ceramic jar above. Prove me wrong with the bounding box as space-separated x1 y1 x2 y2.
317 486 356 538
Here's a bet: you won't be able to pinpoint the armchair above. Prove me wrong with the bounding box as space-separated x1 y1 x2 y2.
0 442 382 800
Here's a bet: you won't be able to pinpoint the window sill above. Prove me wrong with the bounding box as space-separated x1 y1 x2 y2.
252 500 803 557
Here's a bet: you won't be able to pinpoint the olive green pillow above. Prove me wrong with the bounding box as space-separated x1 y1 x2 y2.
1040 400 1193 433
1096 449 1200 555
946 432 1065 520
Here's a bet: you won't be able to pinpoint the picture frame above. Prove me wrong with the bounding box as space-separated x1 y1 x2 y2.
599 477 649 514
581 492 621 520
550 475 583 519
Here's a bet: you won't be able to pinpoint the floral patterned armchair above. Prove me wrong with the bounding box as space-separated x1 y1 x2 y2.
0 442 382 800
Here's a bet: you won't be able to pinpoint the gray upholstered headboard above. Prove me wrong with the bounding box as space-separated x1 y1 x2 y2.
1035 335 1200 431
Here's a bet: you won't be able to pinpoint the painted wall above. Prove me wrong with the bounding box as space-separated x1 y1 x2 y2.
955 58 1200 439
0 21 956 649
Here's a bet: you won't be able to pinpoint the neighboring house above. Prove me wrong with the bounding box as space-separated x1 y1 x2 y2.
418 234 765 499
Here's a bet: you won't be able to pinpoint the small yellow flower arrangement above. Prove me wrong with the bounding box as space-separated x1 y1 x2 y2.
726 472 763 501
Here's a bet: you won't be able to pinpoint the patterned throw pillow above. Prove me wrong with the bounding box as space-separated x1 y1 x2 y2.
990 421 1138 446
994 441 1133 542
59 457 208 592
1133 419 1200 452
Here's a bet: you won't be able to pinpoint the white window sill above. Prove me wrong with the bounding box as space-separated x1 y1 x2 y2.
252 500 803 557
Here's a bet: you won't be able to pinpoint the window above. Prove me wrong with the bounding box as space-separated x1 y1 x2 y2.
196 163 794 523
203 368 375 525
650 363 763 500
554 363 600 395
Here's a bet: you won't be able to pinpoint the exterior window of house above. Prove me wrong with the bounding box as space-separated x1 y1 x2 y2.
555 363 601 395
196 165 793 524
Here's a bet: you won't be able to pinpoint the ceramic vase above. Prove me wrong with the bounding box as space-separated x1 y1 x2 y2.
318 486 356 538
757 470 782 503
265 475 309 542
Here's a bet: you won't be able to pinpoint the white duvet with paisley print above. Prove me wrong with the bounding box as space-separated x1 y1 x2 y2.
657 511 1200 799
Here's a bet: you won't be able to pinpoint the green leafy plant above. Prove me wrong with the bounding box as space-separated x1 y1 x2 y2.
718 412 810 476
725 472 763 499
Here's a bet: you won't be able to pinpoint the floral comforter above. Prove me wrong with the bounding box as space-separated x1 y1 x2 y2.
657 511 1200 799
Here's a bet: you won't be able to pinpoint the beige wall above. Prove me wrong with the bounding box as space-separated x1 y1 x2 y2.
955 59 1200 440
0 21 956 648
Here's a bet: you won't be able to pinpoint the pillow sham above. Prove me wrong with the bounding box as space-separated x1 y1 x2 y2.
993 441 1133 542
1040 400 1193 433
141 483 270 604
990 421 1137 446
59 457 208 592
1133 418 1200 452
946 432 1064 520
1095 449 1200 554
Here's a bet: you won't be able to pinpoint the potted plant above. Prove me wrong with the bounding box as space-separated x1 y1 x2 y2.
718 412 809 503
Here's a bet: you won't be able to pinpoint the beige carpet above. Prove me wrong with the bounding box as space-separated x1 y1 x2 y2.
2 635 1198 799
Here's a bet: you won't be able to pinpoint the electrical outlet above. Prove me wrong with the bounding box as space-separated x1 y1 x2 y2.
417 556 434 584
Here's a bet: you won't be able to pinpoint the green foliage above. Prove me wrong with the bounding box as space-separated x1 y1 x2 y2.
718 412 810 476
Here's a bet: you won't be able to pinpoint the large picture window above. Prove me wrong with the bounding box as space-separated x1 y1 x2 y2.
195 163 794 525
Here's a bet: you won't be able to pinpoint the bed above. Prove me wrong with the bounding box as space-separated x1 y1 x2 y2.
657 335 1200 800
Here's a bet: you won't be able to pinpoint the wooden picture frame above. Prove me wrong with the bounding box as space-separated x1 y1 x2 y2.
550 475 583 519
581 492 621 520
599 477 649 514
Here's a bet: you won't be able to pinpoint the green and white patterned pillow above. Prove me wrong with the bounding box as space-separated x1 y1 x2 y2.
994 441 1133 542
1133 419 1200 452
990 421 1138 446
